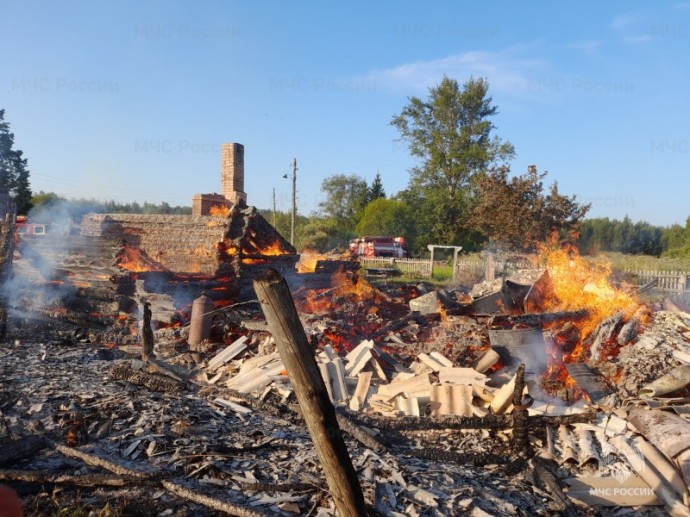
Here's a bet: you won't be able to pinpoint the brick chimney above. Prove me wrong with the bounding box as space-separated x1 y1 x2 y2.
221 143 246 206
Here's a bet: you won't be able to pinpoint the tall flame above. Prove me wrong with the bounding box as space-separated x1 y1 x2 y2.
537 242 639 341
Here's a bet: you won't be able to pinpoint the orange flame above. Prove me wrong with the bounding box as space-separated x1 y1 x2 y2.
299 266 376 314
116 247 166 273
296 250 329 273
537 242 639 342
209 205 230 217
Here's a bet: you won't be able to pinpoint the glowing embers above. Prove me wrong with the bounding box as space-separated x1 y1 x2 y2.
208 205 230 217
298 266 378 315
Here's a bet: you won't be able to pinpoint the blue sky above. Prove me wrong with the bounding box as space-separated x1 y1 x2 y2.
2 1 689 226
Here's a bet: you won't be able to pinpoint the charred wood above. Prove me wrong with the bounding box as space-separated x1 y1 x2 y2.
162 480 273 517
489 309 589 328
335 412 387 454
0 435 46 467
512 364 530 453
242 481 327 493
142 301 155 360
110 363 184 393
530 456 579 517
52 441 153 479
0 469 159 488
353 412 596 433
407 448 513 467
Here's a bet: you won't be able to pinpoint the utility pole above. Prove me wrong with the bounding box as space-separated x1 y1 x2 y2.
290 158 297 246
272 187 276 228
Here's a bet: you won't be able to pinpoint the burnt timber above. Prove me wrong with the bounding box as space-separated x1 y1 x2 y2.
13 206 300 328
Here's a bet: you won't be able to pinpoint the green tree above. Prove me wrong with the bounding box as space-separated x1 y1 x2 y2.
317 173 368 230
355 198 415 240
0 110 33 214
297 216 351 253
663 217 690 258
391 76 514 249
470 166 589 250
365 172 386 204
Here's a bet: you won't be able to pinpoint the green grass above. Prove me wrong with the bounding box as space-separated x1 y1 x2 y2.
600 252 690 272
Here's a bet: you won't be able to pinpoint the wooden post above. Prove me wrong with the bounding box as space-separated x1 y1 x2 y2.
253 269 368 517
485 252 495 282
0 203 16 339
142 301 155 360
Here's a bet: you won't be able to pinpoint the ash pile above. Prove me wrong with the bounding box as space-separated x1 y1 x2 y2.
1 252 690 516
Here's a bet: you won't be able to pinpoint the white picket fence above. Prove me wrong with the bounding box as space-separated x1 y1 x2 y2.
359 257 690 293
359 257 432 278
625 269 690 293
359 257 529 280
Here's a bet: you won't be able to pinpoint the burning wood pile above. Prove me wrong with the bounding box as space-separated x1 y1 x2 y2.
2 239 690 515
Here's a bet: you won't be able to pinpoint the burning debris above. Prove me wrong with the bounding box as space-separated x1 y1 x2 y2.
1 225 690 515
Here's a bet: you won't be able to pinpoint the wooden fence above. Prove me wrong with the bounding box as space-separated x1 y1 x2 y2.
358 258 530 280
359 257 432 278
625 269 690 293
359 257 690 293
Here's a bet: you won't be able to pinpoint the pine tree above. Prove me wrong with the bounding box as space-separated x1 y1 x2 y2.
366 172 386 204
0 110 33 214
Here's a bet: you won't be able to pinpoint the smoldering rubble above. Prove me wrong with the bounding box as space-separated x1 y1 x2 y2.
2 255 690 515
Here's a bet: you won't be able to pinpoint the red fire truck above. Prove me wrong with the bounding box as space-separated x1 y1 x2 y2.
349 236 408 259
15 216 47 236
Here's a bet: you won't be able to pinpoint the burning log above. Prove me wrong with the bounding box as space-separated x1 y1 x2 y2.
253 268 368 517
488 309 590 328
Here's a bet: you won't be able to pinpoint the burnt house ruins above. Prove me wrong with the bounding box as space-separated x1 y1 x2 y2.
13 143 299 328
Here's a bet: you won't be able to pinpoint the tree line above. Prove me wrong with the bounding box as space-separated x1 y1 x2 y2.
5 75 690 259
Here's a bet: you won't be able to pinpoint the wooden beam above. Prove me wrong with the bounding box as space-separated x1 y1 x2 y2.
253 269 368 517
